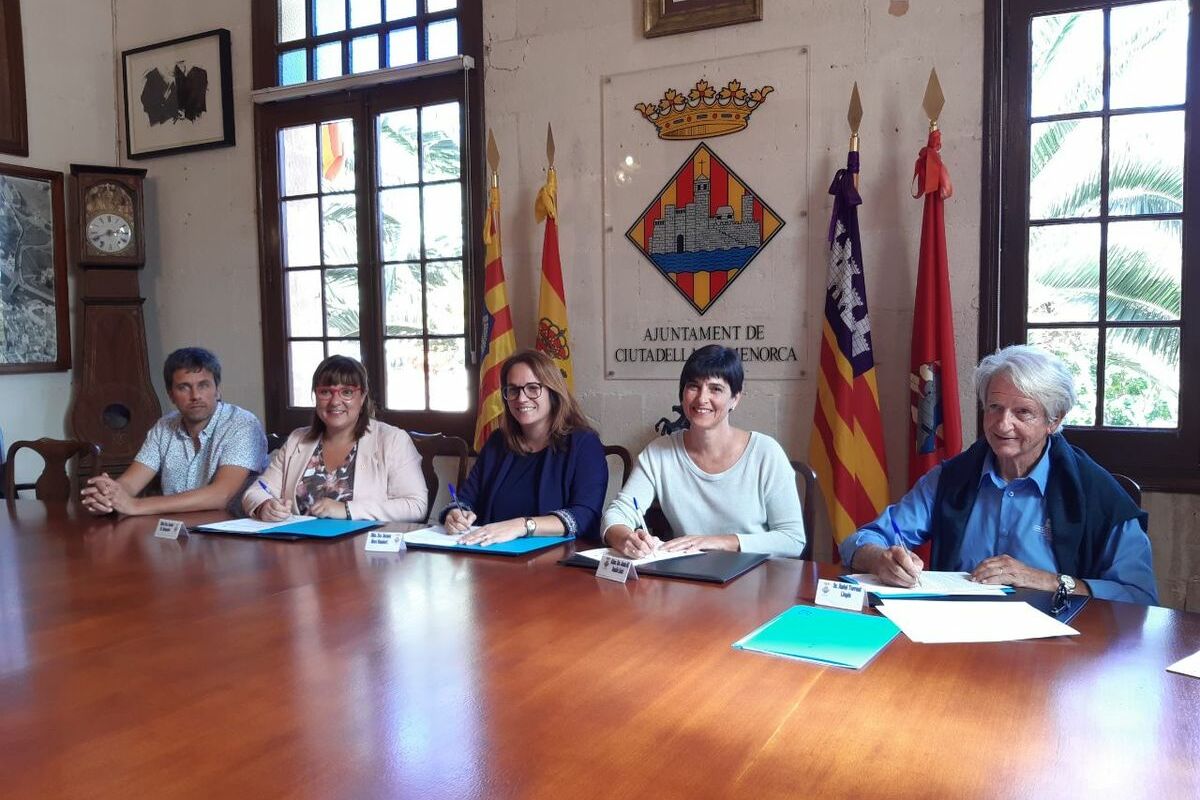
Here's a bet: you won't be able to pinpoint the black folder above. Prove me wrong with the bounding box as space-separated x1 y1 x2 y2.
866 586 1089 624
559 550 769 584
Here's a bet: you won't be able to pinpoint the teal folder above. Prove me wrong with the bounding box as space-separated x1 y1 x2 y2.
194 518 381 540
733 605 900 670
406 534 574 557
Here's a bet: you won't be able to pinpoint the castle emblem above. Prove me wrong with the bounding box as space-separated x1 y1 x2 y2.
625 142 784 315
635 79 773 140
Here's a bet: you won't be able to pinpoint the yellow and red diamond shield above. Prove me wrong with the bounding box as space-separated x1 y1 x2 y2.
625 142 784 315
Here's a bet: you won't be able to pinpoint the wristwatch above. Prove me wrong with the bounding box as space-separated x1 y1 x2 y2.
1058 574 1076 593
523 517 537 537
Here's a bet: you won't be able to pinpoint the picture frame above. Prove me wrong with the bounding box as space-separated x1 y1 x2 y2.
121 28 235 160
0 0 29 156
0 162 70 373
643 0 764 39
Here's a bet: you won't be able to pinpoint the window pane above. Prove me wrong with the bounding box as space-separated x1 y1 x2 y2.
1028 328 1098 427
1030 10 1103 117
322 194 358 265
421 102 461 181
388 27 418 67
290 341 326 407
1108 111 1184 217
320 120 356 193
1111 0 1188 109
427 0 457 12
351 35 380 73
1027 223 1099 323
386 338 426 410
279 0 306 42
378 109 419 186
426 260 463 335
379 188 420 260
287 270 324 337
1106 219 1182 321
387 0 417 20
280 49 307 85
326 268 361 337
284 198 320 267
1029 118 1101 219
350 0 383 28
384 263 423 335
423 183 462 258
328 339 362 363
427 18 459 59
314 0 347 34
280 125 318 197
1104 327 1179 427
429 338 468 411
315 42 343 80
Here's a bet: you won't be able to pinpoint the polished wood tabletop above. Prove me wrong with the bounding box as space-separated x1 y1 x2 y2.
2 500 1198 799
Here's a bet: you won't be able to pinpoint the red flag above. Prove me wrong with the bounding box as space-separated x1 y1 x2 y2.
473 183 517 452
908 128 962 494
809 151 890 560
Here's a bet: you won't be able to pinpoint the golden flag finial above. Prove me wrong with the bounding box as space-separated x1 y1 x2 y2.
487 129 500 186
923 68 945 132
848 82 863 152
546 123 556 170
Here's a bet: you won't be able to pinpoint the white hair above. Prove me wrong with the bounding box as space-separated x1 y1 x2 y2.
974 345 1077 430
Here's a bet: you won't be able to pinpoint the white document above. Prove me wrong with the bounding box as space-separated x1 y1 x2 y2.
575 547 699 567
876 600 1079 643
199 515 316 533
846 571 1010 597
1167 650 1200 678
403 525 478 547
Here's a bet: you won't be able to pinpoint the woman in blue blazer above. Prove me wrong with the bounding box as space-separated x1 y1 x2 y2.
440 350 608 544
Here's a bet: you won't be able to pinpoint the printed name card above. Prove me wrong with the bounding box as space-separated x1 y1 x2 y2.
596 553 637 583
154 519 188 540
365 532 405 553
815 578 866 611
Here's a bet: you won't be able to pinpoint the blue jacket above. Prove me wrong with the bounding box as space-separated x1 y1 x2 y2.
440 428 608 538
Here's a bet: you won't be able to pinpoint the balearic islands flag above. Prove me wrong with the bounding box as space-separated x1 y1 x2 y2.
809 151 890 556
473 181 517 452
534 166 573 388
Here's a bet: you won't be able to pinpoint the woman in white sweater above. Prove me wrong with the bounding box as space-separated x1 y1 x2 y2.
601 345 806 558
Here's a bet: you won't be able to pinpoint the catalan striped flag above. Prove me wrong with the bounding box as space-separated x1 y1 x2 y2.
809 151 890 556
473 181 517 451
534 166 574 389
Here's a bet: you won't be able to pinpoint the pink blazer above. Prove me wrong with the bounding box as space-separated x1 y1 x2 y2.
242 420 427 522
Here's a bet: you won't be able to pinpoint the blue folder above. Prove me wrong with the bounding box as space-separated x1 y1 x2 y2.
405 534 575 557
733 605 901 670
194 518 381 540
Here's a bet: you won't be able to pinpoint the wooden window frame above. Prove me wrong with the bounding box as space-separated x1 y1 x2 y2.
981 0 1200 492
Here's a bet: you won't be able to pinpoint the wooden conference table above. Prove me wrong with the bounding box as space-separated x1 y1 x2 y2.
1 501 1198 799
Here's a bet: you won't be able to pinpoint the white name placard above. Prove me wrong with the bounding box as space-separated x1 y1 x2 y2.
596 553 637 583
365 532 405 553
154 519 188 540
815 578 866 611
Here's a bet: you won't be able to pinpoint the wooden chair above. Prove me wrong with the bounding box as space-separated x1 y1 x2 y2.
266 432 287 454
409 432 470 519
603 444 632 486
1111 472 1142 507
4 438 101 502
790 460 819 561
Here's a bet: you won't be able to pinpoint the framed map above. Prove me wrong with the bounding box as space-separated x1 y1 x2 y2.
0 162 70 373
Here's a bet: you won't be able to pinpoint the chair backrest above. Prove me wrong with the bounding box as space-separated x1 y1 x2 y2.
409 432 470 520
4 438 102 502
602 443 632 511
790 459 819 561
1111 472 1142 507
266 432 286 454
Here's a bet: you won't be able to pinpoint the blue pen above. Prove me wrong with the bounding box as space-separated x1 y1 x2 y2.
890 518 921 587
448 483 458 506
632 497 650 534
257 479 274 497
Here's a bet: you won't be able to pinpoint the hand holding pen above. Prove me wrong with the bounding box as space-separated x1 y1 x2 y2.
887 520 924 588
619 497 662 559
443 483 477 533
255 479 293 522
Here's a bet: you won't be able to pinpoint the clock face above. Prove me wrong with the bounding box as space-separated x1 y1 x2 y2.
86 213 134 254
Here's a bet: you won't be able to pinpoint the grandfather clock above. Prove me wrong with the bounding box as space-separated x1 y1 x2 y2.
67 164 161 481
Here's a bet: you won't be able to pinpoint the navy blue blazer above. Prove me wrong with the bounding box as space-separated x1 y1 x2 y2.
440 428 608 538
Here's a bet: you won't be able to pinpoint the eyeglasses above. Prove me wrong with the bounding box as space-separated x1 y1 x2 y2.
984 403 1043 424
315 385 362 402
502 382 543 401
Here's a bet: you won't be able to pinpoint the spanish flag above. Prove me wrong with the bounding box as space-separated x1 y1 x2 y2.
808 150 890 556
473 181 517 452
534 167 573 389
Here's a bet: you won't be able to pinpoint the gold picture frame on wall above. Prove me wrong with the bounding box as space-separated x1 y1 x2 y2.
643 0 764 39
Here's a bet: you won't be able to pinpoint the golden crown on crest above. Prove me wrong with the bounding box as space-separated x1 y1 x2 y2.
635 79 774 141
